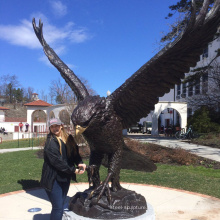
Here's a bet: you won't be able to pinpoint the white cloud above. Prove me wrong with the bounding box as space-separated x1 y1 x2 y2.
0 19 41 49
39 55 51 67
0 15 91 49
69 28 90 43
50 1 67 17
0 13 91 67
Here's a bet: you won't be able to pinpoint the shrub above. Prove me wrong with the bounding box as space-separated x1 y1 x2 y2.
188 106 220 133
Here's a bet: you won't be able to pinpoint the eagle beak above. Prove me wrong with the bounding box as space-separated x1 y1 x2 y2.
75 125 88 136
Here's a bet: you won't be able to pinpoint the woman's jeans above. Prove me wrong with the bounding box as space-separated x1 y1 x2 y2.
46 179 70 220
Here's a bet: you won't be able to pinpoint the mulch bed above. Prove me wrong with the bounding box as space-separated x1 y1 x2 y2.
36 137 220 169
124 138 220 169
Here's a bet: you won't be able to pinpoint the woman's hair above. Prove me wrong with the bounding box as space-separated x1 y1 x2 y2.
66 134 77 157
49 125 77 157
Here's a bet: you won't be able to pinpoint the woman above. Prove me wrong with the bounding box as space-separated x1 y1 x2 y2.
41 118 86 220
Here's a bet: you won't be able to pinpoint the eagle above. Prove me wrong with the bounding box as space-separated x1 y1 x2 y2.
33 0 220 202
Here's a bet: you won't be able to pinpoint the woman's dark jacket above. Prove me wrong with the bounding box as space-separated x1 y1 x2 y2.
40 134 83 191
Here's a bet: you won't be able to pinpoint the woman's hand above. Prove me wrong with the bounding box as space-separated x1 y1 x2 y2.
75 163 86 174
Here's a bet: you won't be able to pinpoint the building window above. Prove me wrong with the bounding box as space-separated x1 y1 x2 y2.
195 79 200 95
182 83 186 97
202 46 208 59
202 72 208 94
188 81 193 97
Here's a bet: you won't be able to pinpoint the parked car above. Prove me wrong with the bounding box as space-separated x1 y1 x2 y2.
127 123 142 133
142 121 152 134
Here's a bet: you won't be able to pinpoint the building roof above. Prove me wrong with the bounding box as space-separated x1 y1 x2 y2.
24 100 53 107
0 106 10 110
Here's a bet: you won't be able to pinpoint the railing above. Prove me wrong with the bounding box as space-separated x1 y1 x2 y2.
0 132 47 149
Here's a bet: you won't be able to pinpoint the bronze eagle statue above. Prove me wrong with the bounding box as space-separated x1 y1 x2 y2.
33 0 220 202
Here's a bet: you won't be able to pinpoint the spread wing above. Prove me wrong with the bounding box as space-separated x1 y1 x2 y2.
107 0 220 129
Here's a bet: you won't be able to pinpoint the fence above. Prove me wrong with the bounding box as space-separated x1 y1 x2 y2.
0 129 87 149
0 132 47 149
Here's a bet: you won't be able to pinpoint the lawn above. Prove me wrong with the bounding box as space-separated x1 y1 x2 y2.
0 137 46 149
0 150 220 199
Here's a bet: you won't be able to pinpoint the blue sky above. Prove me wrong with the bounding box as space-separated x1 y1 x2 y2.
0 0 178 99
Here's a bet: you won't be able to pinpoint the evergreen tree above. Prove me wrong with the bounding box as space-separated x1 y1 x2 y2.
13 88 24 103
188 106 220 133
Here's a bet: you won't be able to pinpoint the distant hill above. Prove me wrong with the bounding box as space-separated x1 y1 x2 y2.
4 103 27 122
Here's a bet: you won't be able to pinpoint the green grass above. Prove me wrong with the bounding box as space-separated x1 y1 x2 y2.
0 150 43 193
120 164 220 198
0 150 220 199
0 137 46 149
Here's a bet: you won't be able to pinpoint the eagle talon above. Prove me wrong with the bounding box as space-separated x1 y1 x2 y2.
88 181 112 205
106 184 112 205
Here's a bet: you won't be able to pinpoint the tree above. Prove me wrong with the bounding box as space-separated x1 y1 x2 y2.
49 77 96 105
23 87 34 102
49 78 74 104
0 74 36 104
0 74 19 103
55 94 64 104
13 88 24 103
188 106 220 133
6 83 13 103
161 0 215 44
79 76 97 96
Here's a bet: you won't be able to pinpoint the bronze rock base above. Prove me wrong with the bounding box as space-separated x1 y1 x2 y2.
69 187 147 219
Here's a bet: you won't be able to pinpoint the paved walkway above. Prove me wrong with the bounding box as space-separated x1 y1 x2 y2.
127 134 220 162
0 146 42 153
1 183 220 220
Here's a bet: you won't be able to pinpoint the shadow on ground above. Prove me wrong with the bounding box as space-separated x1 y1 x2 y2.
33 213 50 220
17 179 40 190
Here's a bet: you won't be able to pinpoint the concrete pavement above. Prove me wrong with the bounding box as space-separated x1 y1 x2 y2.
1 183 220 220
0 146 42 153
0 145 83 154
127 134 220 162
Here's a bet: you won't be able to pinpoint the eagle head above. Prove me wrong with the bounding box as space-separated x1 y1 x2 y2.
71 95 106 135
